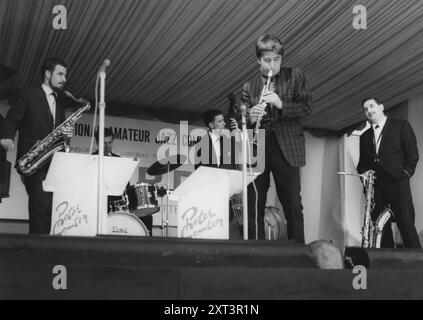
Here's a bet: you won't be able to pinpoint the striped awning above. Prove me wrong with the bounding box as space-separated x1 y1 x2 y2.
1 0 423 131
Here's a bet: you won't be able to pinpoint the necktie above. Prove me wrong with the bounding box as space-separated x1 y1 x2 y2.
374 125 382 154
219 136 224 167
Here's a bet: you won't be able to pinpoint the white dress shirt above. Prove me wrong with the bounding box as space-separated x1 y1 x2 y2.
209 130 221 166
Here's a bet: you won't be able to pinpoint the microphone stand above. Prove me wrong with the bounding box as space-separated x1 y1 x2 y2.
97 62 109 235
241 109 249 240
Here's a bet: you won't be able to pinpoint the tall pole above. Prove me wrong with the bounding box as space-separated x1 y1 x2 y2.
97 59 110 235
241 111 249 240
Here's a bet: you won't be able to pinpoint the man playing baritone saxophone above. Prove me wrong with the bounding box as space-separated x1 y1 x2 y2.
0 58 75 234
241 34 312 241
357 98 421 248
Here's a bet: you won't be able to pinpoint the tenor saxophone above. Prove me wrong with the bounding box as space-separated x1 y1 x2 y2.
16 91 91 176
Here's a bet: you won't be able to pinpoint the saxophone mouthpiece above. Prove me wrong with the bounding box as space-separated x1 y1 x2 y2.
64 90 90 106
64 90 78 101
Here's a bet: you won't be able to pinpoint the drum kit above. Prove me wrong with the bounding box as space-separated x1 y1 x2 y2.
107 154 186 237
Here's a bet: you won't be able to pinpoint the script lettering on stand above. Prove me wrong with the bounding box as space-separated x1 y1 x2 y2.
52 201 88 235
181 207 224 238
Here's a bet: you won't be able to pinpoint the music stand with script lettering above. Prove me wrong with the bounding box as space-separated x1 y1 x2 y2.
171 166 258 240
43 152 138 236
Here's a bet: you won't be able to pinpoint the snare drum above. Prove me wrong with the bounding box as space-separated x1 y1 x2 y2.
108 194 129 213
126 183 160 217
107 212 149 236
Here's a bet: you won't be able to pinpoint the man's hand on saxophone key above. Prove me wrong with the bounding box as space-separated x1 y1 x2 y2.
361 170 375 187
62 125 74 139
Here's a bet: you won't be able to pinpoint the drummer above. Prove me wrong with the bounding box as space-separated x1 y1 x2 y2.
93 127 153 235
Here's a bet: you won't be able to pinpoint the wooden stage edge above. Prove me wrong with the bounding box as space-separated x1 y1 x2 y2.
1 233 423 299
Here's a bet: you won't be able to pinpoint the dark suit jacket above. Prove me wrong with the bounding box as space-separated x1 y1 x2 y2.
357 117 419 180
194 131 238 171
241 67 313 167
0 114 7 197
0 114 5 173
1 86 68 161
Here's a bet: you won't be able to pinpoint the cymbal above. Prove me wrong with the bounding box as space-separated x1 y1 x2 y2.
147 154 186 176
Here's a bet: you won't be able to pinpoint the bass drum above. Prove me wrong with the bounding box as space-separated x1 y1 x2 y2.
107 212 149 236
264 206 287 240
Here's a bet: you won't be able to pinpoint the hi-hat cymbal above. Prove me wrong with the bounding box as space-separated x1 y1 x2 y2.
147 154 186 176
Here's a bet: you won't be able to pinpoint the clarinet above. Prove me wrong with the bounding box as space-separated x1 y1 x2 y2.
253 70 273 143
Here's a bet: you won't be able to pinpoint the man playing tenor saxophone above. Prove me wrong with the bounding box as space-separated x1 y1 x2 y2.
0 58 75 234
357 97 421 248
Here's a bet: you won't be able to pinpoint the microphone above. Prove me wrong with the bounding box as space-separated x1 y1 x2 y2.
99 59 111 73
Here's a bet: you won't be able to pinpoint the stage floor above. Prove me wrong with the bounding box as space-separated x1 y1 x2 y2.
1 233 423 300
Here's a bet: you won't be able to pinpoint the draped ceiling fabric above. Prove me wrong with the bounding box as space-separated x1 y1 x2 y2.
1 0 423 131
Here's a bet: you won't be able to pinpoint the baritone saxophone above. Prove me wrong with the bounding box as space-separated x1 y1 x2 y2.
338 170 393 248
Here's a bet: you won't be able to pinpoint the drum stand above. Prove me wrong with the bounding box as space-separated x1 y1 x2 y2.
161 164 171 237
147 153 185 238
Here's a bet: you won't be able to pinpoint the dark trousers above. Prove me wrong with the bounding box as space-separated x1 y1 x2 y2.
23 167 52 234
248 132 304 242
229 200 243 240
140 215 153 236
373 171 421 249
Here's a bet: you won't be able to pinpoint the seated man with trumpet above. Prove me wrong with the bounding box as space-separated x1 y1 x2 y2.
0 58 79 234
241 34 312 241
